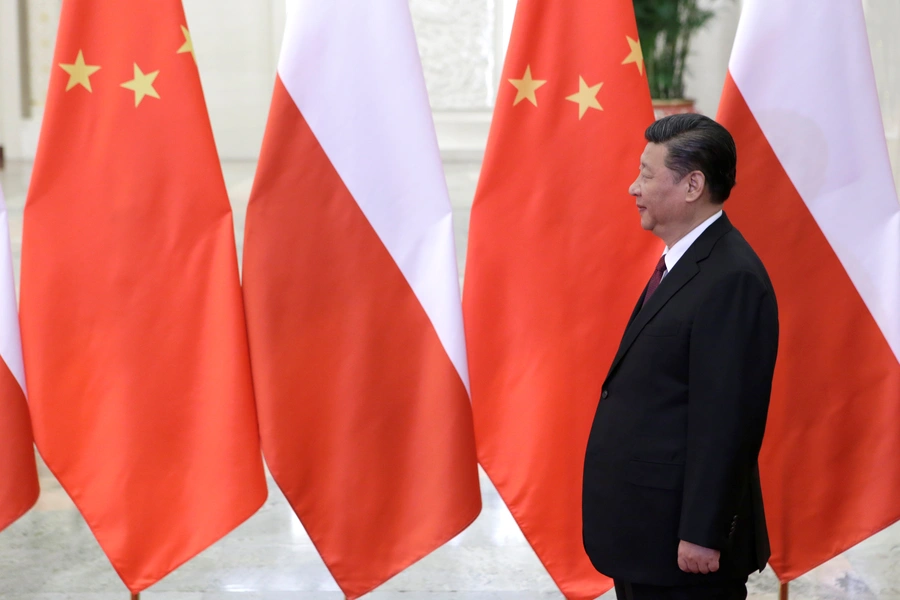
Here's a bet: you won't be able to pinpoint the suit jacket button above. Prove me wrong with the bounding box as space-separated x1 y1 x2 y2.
601 390 609 399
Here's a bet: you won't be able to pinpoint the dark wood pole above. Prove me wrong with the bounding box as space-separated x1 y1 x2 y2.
779 583 789 600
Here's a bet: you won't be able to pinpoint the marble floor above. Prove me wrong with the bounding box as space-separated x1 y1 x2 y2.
0 160 898 599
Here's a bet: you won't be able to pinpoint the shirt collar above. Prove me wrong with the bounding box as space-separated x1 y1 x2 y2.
663 210 723 273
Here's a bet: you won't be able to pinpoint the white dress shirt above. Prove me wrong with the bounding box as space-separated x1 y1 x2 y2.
660 210 723 280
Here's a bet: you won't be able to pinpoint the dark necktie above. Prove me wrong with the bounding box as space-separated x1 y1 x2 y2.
642 254 668 307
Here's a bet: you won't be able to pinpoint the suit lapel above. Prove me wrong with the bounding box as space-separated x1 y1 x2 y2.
606 261 699 379
624 284 648 330
604 213 735 383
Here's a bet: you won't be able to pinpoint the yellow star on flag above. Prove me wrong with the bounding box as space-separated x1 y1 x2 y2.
177 25 195 62
622 36 644 75
509 65 547 107
566 77 603 119
59 50 101 92
121 63 160 107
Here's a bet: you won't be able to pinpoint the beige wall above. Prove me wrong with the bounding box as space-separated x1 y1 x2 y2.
683 0 742 117
865 0 900 189
182 0 282 160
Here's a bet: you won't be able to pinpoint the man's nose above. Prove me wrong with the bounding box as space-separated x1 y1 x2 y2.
628 179 640 196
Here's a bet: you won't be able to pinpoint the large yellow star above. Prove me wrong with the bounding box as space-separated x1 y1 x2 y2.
177 25 195 63
622 36 644 75
566 77 603 119
120 63 160 107
508 65 547 107
59 50 101 92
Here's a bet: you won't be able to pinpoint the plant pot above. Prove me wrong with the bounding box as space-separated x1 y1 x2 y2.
652 98 696 120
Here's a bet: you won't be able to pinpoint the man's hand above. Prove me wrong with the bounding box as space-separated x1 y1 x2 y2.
677 540 720 574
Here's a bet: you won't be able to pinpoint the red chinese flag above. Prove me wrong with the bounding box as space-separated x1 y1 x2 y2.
463 0 658 598
21 0 266 591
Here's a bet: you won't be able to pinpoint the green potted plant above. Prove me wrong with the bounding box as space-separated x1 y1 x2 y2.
633 0 716 117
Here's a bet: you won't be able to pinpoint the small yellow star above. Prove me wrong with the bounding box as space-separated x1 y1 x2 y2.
59 50 101 92
622 36 644 75
508 65 547 107
566 77 603 119
177 25 195 63
120 63 160 107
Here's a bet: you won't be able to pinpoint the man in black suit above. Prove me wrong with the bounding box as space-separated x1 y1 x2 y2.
582 114 779 600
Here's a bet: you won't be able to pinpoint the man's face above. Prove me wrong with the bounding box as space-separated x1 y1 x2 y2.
629 143 691 238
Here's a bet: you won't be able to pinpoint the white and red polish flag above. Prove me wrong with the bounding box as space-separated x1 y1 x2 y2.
0 182 38 533
718 0 900 581
241 1 481 597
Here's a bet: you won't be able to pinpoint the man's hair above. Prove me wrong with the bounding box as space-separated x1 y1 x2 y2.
644 113 737 204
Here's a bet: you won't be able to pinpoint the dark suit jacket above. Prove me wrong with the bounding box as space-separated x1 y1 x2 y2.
582 213 778 586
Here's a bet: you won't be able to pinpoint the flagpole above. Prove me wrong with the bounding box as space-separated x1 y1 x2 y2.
779 583 789 600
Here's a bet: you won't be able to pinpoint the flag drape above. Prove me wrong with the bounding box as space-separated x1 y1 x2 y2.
717 0 900 581
0 182 38 534
241 2 481 598
463 0 659 598
21 1 266 591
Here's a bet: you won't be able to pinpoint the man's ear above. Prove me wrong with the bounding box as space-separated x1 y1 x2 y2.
685 171 706 203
